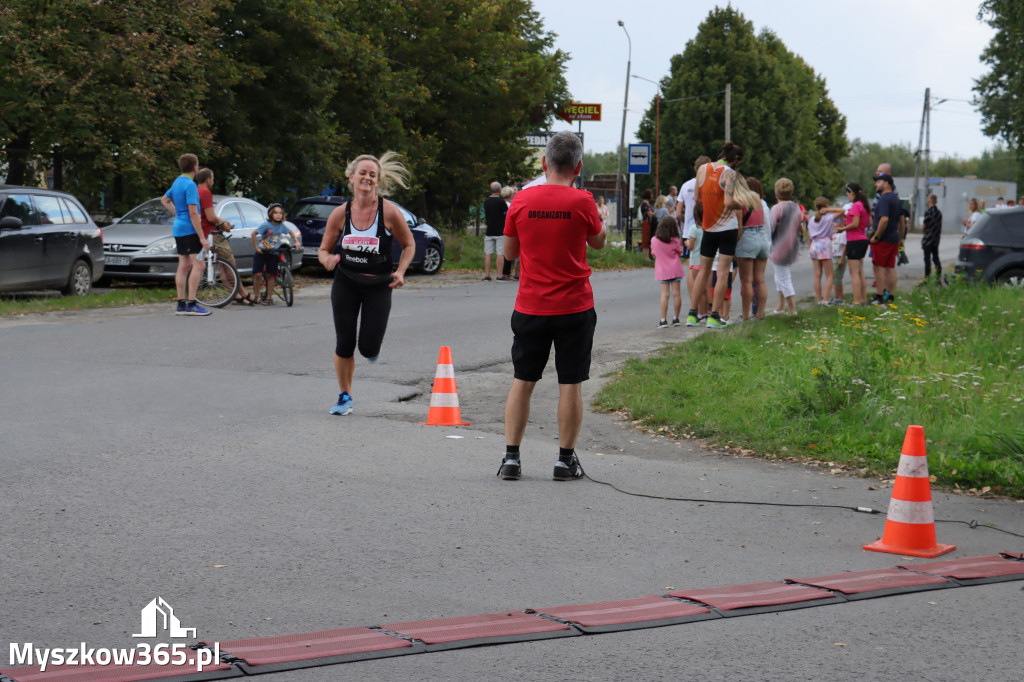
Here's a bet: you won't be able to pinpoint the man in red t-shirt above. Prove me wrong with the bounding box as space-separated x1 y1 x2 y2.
195 168 253 304
497 131 607 482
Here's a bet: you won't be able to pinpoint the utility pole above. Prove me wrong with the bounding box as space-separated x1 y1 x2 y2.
911 88 929 230
724 83 731 141
924 93 932 196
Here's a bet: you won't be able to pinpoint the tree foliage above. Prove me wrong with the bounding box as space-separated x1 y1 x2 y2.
0 0 568 220
0 0 221 206
973 0 1024 184
637 7 849 205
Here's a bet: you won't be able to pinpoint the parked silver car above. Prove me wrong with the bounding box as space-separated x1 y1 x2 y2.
0 185 105 295
101 196 302 281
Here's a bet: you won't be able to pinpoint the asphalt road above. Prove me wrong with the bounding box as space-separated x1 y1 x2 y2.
2 233 1021 681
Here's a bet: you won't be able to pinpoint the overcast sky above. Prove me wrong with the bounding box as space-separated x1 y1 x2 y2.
530 0 999 161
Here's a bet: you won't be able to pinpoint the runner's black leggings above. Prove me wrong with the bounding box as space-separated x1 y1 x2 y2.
331 269 392 359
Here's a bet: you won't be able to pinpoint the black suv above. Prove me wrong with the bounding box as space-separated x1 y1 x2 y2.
955 206 1024 285
0 185 105 295
289 196 444 274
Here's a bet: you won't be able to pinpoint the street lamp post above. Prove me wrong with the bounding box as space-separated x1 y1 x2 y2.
633 74 661 197
615 20 631 243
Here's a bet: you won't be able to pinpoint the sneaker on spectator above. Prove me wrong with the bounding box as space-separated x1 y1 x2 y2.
497 455 521 480
706 313 728 330
671 317 681 327
657 318 668 329
553 453 583 480
184 302 212 316
685 310 700 327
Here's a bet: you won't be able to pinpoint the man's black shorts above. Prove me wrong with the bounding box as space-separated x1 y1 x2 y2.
511 308 597 384
175 234 202 255
700 229 738 258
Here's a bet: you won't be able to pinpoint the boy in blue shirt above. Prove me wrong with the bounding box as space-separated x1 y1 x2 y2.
159 153 212 315
251 203 302 304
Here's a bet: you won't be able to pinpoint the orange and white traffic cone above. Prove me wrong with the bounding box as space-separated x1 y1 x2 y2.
419 346 471 426
864 425 955 558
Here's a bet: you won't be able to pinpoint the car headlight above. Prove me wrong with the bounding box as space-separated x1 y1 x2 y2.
141 238 178 255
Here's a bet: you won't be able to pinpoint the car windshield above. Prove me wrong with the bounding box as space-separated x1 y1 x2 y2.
291 202 338 220
118 199 173 226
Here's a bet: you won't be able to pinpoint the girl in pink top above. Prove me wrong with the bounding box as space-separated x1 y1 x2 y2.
651 215 685 327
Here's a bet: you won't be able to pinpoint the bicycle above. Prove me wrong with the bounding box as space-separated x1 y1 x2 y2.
258 243 294 307
194 229 240 308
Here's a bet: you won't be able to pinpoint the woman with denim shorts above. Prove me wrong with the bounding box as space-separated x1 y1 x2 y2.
735 176 771 320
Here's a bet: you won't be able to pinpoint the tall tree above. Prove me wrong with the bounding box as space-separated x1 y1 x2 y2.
637 7 848 205
352 0 569 220
0 0 222 210
973 0 1024 184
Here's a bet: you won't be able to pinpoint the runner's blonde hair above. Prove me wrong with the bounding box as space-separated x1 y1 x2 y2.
346 151 410 197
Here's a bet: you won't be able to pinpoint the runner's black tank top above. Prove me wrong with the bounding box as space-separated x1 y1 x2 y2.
339 196 392 276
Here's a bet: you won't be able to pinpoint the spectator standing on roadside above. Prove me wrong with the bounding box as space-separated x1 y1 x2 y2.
962 197 981 233
679 155 711 326
830 203 849 304
497 131 607 482
502 185 520 280
596 195 610 231
735 176 771 320
921 193 943 281
251 203 302 305
769 178 800 315
160 153 211 316
664 185 678 213
692 141 757 329
807 196 836 305
651 214 684 328
195 168 254 306
869 172 902 304
482 182 508 281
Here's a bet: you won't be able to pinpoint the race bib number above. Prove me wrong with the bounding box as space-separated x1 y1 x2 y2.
342 234 380 254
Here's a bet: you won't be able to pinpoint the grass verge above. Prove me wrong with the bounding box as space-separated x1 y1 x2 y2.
443 229 652 272
0 284 177 316
593 283 1024 498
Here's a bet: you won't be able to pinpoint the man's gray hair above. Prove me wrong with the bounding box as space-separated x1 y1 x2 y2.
545 131 583 174
490 181 501 193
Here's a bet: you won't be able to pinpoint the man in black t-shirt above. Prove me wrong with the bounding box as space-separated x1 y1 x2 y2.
483 182 507 281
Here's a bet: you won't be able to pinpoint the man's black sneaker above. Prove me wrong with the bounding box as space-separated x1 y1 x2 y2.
497 456 521 480
553 453 584 481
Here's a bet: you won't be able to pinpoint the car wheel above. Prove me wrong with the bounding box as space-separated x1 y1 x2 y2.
63 259 92 296
996 268 1024 288
419 242 444 274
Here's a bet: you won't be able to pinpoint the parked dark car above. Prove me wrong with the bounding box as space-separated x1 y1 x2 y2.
0 185 105 295
955 206 1024 286
289 196 444 274
101 196 303 281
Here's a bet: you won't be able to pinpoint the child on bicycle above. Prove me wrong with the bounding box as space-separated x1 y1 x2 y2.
251 203 302 305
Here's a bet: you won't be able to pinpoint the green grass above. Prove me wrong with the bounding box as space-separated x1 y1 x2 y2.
593 283 1024 498
443 229 653 272
0 283 177 315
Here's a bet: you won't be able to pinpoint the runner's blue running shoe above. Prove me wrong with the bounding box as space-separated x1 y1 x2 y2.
330 392 353 415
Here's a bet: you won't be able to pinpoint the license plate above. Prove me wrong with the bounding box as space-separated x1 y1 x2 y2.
106 255 130 266
303 246 319 256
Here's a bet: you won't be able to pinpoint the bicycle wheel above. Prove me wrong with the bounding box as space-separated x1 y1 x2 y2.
195 257 239 308
277 265 294 306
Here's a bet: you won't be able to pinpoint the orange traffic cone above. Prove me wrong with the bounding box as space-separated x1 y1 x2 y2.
419 346 471 426
864 425 955 558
